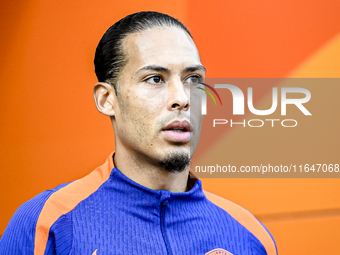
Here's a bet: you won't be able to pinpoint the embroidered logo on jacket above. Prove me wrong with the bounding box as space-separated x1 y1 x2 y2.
205 248 234 255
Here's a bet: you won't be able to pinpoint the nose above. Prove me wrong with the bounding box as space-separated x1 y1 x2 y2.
167 78 189 111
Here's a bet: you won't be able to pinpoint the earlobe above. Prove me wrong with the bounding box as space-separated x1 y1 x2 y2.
93 82 116 116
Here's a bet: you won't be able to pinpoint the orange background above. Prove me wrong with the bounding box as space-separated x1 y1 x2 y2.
1 1 340 254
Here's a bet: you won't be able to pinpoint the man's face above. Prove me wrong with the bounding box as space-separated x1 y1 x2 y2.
113 26 205 171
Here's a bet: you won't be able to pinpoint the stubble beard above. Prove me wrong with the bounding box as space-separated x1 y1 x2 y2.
159 151 190 173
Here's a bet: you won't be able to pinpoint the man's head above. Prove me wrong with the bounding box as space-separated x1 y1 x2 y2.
93 11 205 173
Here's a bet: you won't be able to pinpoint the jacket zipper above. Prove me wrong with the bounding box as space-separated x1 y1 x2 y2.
160 199 173 255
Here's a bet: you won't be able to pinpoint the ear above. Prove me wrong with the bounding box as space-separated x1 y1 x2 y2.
93 82 116 116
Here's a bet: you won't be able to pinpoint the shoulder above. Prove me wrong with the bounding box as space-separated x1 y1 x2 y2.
1 153 114 255
33 154 114 254
203 190 278 255
0 183 67 254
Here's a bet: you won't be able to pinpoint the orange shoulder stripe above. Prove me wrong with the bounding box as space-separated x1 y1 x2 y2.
203 191 277 255
34 153 114 255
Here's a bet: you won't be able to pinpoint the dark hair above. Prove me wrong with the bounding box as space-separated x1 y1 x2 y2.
94 11 193 94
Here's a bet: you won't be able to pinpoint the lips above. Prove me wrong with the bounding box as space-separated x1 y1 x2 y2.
162 120 191 143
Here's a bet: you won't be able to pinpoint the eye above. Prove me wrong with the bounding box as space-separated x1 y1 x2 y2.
145 75 163 84
185 75 202 85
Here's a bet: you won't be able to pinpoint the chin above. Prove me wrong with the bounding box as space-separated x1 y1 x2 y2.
158 149 190 173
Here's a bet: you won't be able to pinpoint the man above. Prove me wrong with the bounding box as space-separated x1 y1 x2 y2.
0 11 277 255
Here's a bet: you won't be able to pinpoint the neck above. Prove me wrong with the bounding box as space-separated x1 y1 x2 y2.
114 147 189 193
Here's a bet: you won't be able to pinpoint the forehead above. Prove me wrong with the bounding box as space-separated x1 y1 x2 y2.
122 26 201 70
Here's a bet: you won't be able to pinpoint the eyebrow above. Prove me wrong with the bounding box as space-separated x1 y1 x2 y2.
134 64 206 76
183 65 206 73
135 65 170 75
